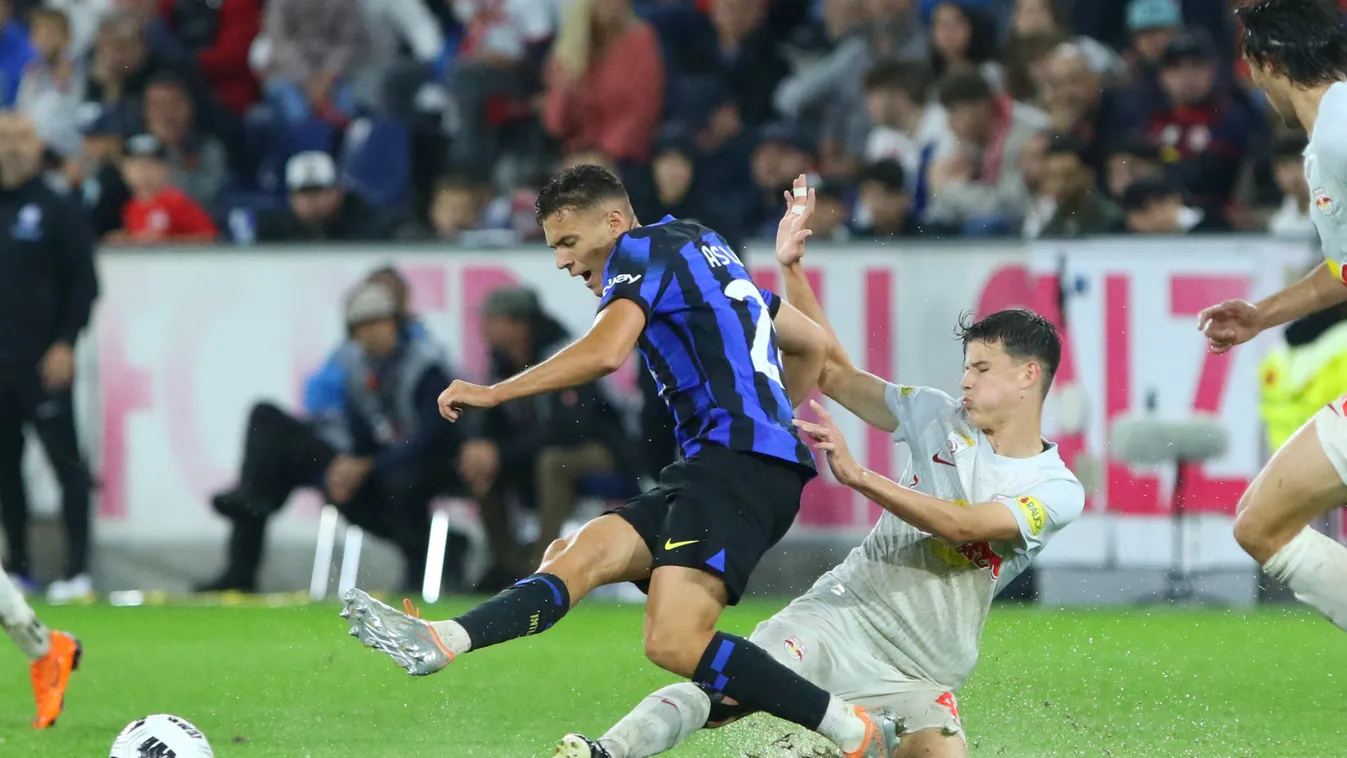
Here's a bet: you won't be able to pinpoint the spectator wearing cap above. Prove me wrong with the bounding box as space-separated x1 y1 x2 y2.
1144 30 1253 219
159 0 262 115
199 278 465 594
746 121 815 238
542 0 664 165
1124 0 1181 84
255 151 416 242
1034 133 1124 239
67 105 131 237
16 8 84 160
460 285 637 589
110 133 217 244
1269 131 1316 242
252 0 368 127
861 59 950 222
141 72 227 208
1104 135 1163 204
926 70 1048 233
1121 175 1230 235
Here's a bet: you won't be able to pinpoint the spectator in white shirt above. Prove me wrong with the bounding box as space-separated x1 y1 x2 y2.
861 58 950 220
17 7 84 159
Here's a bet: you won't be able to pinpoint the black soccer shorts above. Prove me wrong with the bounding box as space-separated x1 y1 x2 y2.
608 445 811 605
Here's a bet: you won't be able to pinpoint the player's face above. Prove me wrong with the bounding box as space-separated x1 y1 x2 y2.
961 340 1039 427
1248 59 1299 128
544 206 632 296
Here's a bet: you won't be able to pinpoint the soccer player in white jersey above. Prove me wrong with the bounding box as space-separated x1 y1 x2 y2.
0 570 80 727
1198 0 1347 632
554 176 1084 758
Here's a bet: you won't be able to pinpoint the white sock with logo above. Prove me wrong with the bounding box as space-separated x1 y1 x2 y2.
598 683 712 758
0 572 49 660
1263 526 1347 631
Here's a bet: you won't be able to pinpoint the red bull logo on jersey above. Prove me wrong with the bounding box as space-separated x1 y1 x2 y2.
1315 188 1337 216
783 636 806 661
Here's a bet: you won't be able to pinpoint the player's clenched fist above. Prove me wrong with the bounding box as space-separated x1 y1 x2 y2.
438 379 500 422
775 173 815 266
1196 299 1262 354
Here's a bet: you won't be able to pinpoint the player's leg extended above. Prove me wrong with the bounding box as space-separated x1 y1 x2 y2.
342 512 652 674
0 569 80 728
641 566 896 758
1233 406 1347 630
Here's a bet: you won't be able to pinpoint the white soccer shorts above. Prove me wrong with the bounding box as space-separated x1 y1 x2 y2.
1314 394 1347 485
748 600 965 739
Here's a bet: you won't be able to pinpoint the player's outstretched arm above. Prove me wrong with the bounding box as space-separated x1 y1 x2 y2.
438 300 645 421
1200 263 1347 353
775 174 897 431
797 401 1021 543
773 299 829 409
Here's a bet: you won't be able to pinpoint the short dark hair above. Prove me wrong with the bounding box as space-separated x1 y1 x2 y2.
956 309 1062 392
857 159 907 192
1274 130 1309 159
1045 133 1091 164
863 59 934 102
937 71 994 108
1106 134 1160 162
1238 0 1347 86
535 164 630 221
1121 175 1185 212
435 171 488 195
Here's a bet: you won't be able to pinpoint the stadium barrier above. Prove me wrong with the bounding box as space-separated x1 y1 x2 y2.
17 236 1319 592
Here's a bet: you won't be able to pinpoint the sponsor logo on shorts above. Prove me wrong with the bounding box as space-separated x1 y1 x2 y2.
1016 496 1047 536
936 692 960 721
783 636 806 661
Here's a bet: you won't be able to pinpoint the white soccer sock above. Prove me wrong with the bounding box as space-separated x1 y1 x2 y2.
428 619 472 656
1264 526 1347 631
0 572 50 660
818 696 868 753
598 683 712 758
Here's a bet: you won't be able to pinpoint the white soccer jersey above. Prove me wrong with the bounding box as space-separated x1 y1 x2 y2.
1306 82 1347 280
803 384 1084 691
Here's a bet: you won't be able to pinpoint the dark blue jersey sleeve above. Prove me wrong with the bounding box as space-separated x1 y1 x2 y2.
598 234 669 319
760 288 781 319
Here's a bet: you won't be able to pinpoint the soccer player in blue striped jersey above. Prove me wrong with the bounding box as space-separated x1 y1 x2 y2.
341 165 899 758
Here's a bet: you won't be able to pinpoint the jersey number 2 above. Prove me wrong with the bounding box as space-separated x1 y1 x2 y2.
724 280 782 386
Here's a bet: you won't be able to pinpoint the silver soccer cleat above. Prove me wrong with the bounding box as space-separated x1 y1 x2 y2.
553 734 612 758
847 706 902 758
340 588 454 676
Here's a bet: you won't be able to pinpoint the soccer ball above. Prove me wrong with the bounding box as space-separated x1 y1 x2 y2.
110 714 214 758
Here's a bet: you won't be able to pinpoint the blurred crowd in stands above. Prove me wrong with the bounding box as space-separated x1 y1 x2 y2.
0 0 1336 250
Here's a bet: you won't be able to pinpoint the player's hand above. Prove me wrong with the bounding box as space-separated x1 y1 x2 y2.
775 173 815 266
326 455 372 504
41 342 75 390
1196 299 1262 354
794 400 864 486
438 380 500 422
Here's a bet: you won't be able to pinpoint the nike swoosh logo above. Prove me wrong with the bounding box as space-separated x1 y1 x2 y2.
664 539 700 550
932 453 956 467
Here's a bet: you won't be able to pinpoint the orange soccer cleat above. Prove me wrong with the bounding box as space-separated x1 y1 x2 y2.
30 630 81 729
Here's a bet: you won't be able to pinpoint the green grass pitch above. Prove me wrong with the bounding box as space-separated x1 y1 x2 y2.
0 600 1343 757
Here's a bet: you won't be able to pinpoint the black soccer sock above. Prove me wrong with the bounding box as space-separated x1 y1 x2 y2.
692 631 830 731
453 573 571 651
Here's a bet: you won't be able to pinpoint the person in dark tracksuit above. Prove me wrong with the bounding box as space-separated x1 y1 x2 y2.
0 112 98 598
197 280 463 593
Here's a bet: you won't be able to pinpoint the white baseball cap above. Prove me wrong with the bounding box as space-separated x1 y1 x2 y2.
285 151 338 192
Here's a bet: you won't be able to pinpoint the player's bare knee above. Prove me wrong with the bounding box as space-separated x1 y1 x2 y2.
540 536 570 566
894 728 967 758
1233 508 1284 564
641 621 703 676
